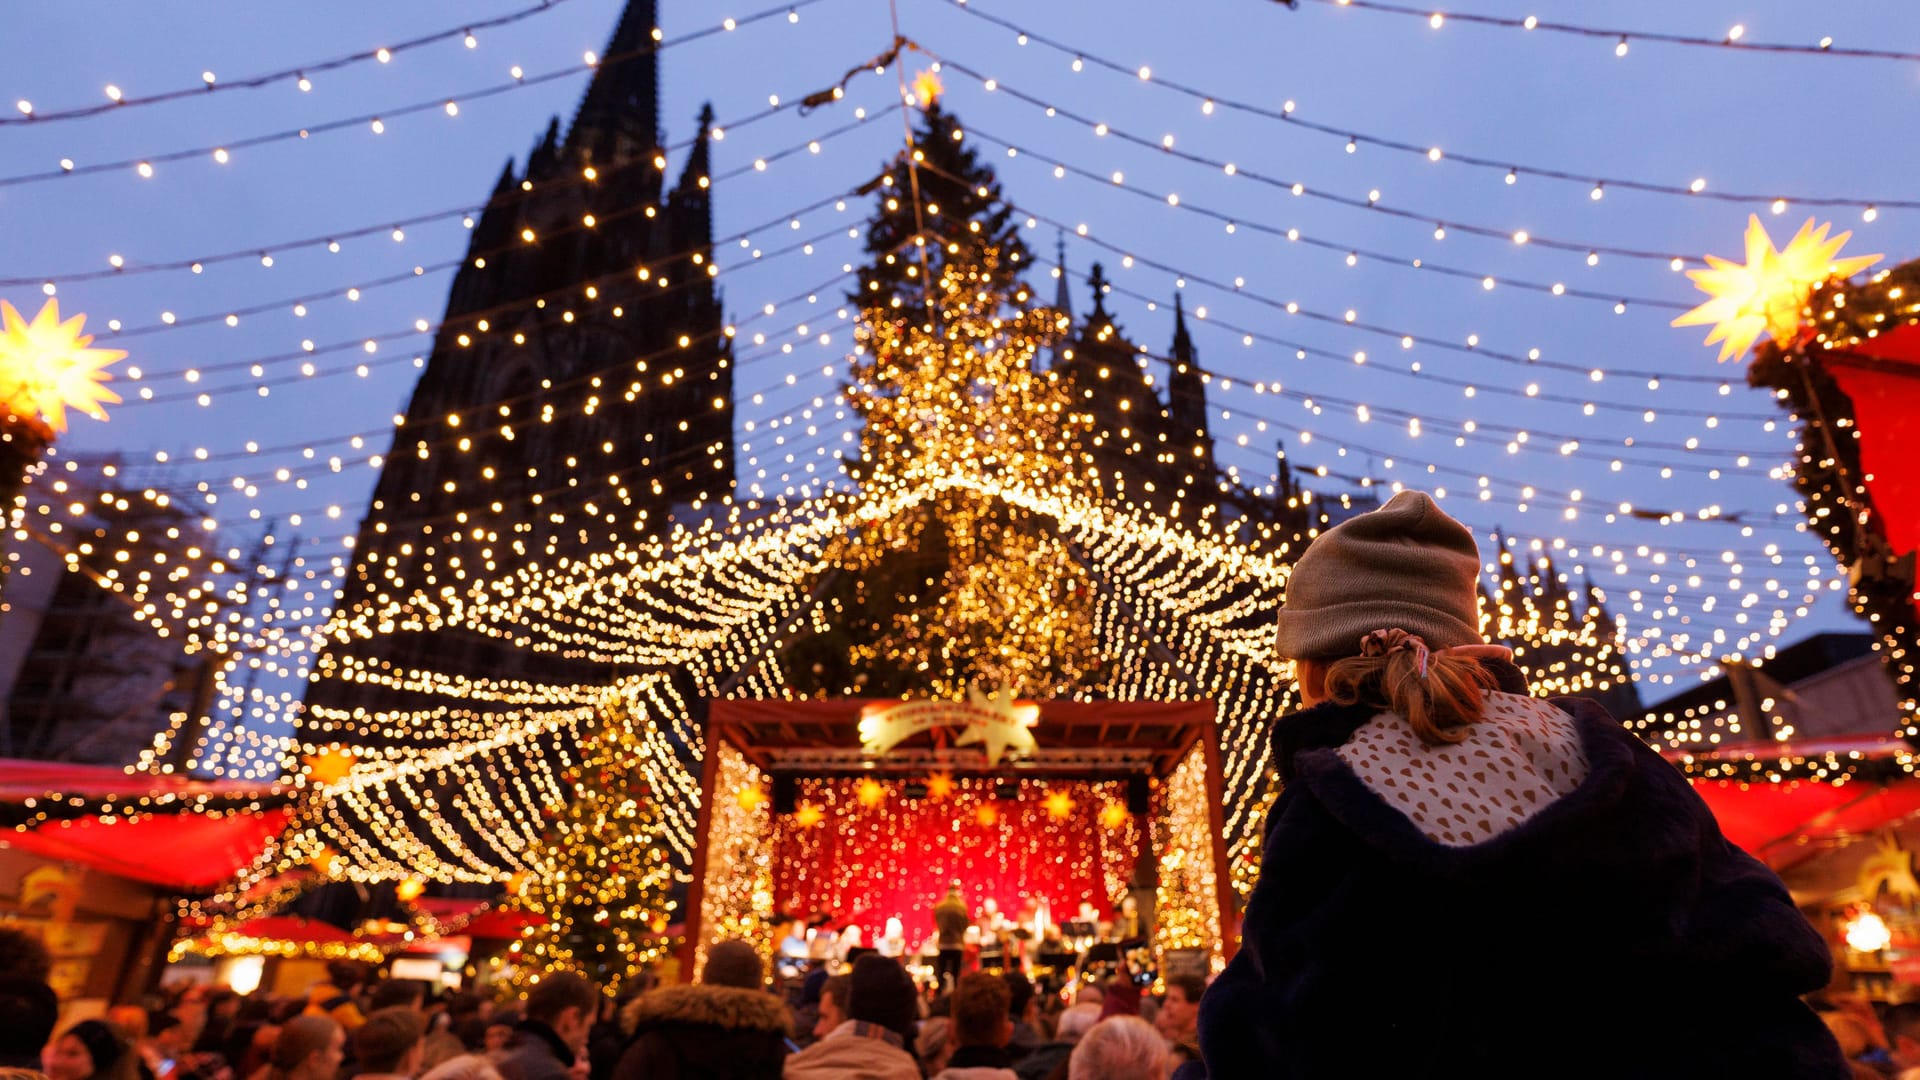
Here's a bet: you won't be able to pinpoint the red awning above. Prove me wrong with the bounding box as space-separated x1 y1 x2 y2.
1 807 291 889
461 908 546 940
0 759 276 804
1825 324 1920 557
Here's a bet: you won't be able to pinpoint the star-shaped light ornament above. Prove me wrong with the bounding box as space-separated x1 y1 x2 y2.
910 68 943 110
855 777 887 808
0 300 126 432
302 748 356 786
735 783 767 812
926 772 955 801
1043 790 1076 819
1673 215 1882 362
794 803 826 828
975 804 1000 827
1099 802 1131 830
952 684 1039 767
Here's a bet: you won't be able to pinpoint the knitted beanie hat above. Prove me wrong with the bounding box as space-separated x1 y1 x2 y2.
701 939 766 989
846 955 918 1043
1274 489 1483 661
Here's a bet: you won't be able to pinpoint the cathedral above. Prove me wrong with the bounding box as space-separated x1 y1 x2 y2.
304 0 730 723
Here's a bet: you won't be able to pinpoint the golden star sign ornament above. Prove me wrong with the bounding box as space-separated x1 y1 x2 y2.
859 684 1039 767
911 69 943 109
302 748 357 786
1673 215 1882 362
0 299 126 432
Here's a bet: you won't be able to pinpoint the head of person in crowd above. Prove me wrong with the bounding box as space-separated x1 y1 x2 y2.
368 980 428 1016
325 961 368 994
481 1011 521 1055
813 974 852 1040
1054 1004 1101 1045
523 972 600 1051
0 927 52 983
915 1017 953 1076
266 1016 346 1080
1004 973 1037 1029
417 1032 467 1074
950 972 1014 1052
1152 975 1204 1043
700 939 766 990
147 1015 193 1063
1885 1004 1920 1073
104 1006 150 1047
418 1055 503 1080
42 1020 128 1080
352 1007 426 1078
846 955 919 1045
1068 1017 1169 1080
0 976 58 1070
1071 984 1104 1009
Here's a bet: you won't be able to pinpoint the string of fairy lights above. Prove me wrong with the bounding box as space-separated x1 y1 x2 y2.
9 0 1917 929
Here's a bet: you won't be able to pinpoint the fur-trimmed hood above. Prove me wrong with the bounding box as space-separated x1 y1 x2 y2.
620 982 791 1037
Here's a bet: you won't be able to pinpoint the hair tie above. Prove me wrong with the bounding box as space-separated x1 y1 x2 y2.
1359 630 1514 679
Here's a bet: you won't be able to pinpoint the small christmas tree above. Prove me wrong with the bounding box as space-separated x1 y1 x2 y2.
503 697 676 994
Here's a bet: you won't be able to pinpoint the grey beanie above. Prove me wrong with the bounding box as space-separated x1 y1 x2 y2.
1274 490 1483 661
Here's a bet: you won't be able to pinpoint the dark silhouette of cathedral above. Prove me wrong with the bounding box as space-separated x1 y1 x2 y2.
305 0 730 722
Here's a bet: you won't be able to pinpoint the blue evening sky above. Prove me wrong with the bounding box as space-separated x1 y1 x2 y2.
4 0 1916 730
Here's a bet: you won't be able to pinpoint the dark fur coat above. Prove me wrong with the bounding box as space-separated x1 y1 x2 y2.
609 983 791 1080
1197 661 1848 1079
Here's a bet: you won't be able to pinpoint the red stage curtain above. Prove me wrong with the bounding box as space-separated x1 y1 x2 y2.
772 776 1139 948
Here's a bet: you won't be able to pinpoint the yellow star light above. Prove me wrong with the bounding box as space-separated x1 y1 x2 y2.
975 804 999 827
911 69 943 109
1673 215 1882 362
395 876 427 902
0 299 126 432
953 684 1039 767
302 748 357 786
794 803 826 828
855 777 887 808
734 783 767 811
1043 790 1075 819
926 772 954 800
1099 802 1130 830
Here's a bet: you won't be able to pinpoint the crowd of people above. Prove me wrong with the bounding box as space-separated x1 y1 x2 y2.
0 924 1203 1080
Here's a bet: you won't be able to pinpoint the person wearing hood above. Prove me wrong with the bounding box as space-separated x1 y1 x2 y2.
1197 489 1849 1079
782 955 920 1080
611 940 790 1080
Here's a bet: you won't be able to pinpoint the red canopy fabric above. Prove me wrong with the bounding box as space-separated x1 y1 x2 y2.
220 915 355 944
1827 323 1920 557
1 807 291 889
461 908 546 940
0 759 275 803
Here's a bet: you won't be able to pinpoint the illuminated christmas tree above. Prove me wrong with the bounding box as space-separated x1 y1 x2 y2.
504 698 677 994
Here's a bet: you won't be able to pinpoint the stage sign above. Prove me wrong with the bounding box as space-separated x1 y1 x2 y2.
859 684 1039 766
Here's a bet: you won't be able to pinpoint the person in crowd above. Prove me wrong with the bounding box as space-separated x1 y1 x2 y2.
1821 1011 1886 1080
933 885 969 990
419 1057 502 1080
443 997 488 1054
0 974 58 1074
1068 1018 1166 1080
786 970 831 1050
262 1018 343 1080
1199 489 1850 1078
41 1020 130 1080
1885 1003 1920 1080
497 974 598 1080
776 919 811 982
915 1018 953 1079
193 992 243 1058
781 955 920 1080
303 963 367 1033
587 983 648 1080
1150 976 1201 1049
809 976 850 1043
142 1015 230 1080
1001 976 1039 1062
1014 1003 1098 1080
417 1032 466 1076
1069 985 1102 1011
932 972 1017 1080
348 1009 424 1080
366 982 428 1018
480 1013 520 1056
611 939 790 1079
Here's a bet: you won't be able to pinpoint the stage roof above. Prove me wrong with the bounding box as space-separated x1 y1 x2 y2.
708 698 1217 778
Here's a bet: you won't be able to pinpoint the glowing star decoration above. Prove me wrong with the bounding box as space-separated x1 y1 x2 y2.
855 777 887 809
734 783 767 812
975 803 999 827
794 803 826 828
301 748 356 786
859 684 1040 767
0 299 126 432
1043 790 1076 819
926 772 955 801
1099 802 1131 830
910 68 943 109
1673 215 1882 362
394 877 427 902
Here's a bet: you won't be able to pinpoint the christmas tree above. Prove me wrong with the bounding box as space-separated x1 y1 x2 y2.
503 696 677 994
